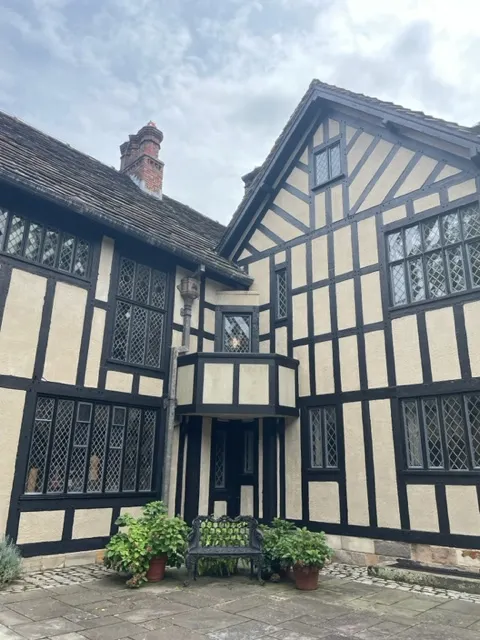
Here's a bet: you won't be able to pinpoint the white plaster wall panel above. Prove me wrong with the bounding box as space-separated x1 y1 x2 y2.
299 147 308 164
239 249 251 260
139 376 164 397
72 508 112 539
395 155 438 197
262 210 302 242
446 485 480 535
198 419 212 514
0 269 46 378
347 132 374 175
17 511 64 544
203 338 215 353
95 236 114 302
311 235 328 282
204 278 226 304
189 334 198 354
214 501 227 517
105 370 133 393
120 506 144 520
174 267 199 328
331 184 344 222
392 315 423 385
43 282 87 384
309 482 340 523
334 226 353 276
239 364 269 405
313 286 331 335
315 191 327 229
383 204 407 224
349 139 393 207
293 345 310 396
364 331 388 389
464 300 480 376
216 291 260 306
292 293 308 340
259 310 270 335
84 307 106 388
240 485 254 516
346 125 357 143
0 389 25 535
361 272 383 325
336 279 356 330
258 420 263 519
339 335 360 391
275 326 288 356
249 229 276 252
203 363 234 404
285 417 302 519
413 192 441 214
177 364 195 405
426 307 461 381
407 485 439 532
286 167 309 194
204 308 215 334
248 258 270 305
275 250 286 264
278 366 296 407
447 179 477 202
435 165 461 182
273 189 309 226
358 147 414 212
313 123 324 147
357 216 379 267
171 329 183 347
328 119 340 138
259 340 270 354
343 402 370 526
315 341 334 395
369 400 400 529
291 243 307 289
168 425 180 515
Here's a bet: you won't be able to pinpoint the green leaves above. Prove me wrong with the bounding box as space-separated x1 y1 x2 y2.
274 527 333 570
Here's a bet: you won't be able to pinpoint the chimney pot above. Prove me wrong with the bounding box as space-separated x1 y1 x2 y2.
120 122 164 198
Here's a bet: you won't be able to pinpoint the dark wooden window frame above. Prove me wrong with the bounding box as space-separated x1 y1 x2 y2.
274 265 288 321
214 305 260 354
312 137 344 189
308 406 339 470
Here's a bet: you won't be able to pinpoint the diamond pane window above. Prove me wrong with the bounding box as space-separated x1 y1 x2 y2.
309 407 338 469
214 431 226 489
112 257 168 369
314 142 342 186
402 393 480 472
0 207 90 276
24 397 157 495
223 314 251 353
387 203 480 307
275 268 288 320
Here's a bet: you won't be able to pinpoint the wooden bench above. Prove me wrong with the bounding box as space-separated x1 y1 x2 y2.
184 515 264 586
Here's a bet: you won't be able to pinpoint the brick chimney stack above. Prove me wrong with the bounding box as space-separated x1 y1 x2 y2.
120 122 164 198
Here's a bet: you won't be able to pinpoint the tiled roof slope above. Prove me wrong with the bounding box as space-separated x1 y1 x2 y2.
219 79 480 253
0 111 251 285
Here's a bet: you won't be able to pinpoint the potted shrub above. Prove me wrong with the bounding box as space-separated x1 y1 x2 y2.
104 501 189 587
260 518 298 580
276 527 333 591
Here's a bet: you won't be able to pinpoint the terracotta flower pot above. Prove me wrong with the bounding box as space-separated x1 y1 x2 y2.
146 555 168 582
293 564 320 591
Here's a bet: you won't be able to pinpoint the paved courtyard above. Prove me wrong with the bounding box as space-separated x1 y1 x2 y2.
1 566 480 639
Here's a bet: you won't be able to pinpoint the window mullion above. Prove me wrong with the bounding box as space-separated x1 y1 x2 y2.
63 400 79 494
39 399 58 494
101 408 115 493
135 411 146 492
118 410 129 492
82 411 95 494
417 398 430 470
460 396 474 471
437 398 451 472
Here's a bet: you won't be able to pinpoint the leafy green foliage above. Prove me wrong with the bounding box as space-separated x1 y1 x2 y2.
260 518 299 575
104 501 189 588
0 537 22 587
275 527 333 569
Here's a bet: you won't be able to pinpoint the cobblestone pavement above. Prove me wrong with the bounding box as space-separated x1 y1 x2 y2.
1 565 480 639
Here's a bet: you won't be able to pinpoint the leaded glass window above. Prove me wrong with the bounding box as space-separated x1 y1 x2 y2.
314 142 342 186
222 314 251 353
243 430 255 474
401 393 480 471
0 207 90 276
275 268 288 320
309 407 338 469
24 397 157 495
214 431 226 489
387 203 480 307
111 257 167 369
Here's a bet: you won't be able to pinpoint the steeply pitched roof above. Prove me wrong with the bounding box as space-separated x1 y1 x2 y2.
0 111 251 286
219 79 480 255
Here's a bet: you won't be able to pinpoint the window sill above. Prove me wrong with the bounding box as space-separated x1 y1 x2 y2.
312 173 344 192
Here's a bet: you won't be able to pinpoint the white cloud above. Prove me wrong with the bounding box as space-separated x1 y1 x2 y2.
0 0 479 224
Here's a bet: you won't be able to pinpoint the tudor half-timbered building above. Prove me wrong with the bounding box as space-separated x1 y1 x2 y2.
1 80 480 571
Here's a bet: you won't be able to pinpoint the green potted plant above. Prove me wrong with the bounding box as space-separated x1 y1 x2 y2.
275 527 333 591
260 518 298 579
103 501 189 587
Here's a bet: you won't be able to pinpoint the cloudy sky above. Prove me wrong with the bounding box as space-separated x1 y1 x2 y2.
0 0 479 224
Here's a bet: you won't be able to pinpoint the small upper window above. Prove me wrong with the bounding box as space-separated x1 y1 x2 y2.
275 268 288 320
309 407 338 469
0 207 90 277
314 142 341 186
222 313 252 353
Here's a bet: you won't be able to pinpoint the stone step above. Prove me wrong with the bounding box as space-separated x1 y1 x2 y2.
368 560 480 595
